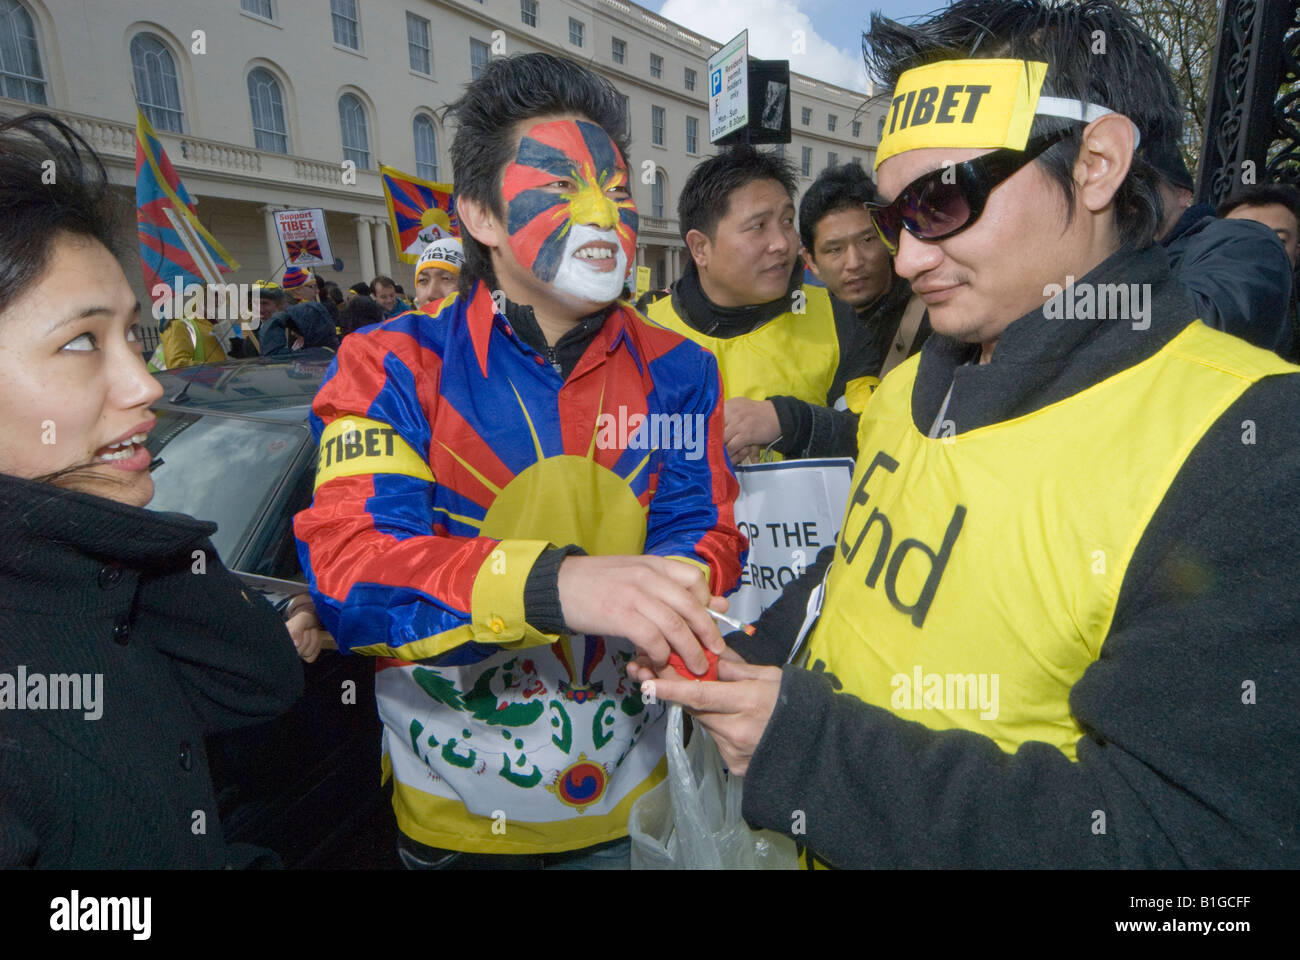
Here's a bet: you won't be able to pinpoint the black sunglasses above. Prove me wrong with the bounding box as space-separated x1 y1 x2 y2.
867 129 1074 255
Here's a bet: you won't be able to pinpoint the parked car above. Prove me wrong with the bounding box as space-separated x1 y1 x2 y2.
147 350 395 868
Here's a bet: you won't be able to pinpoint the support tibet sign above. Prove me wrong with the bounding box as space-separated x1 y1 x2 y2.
709 30 749 143
274 208 334 268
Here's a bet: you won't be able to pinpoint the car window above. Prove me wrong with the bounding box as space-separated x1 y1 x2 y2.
146 411 308 565
251 456 317 582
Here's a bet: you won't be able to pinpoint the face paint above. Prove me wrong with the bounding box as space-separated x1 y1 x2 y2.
503 119 639 302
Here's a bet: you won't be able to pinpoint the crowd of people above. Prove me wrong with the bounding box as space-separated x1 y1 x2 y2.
2 0 1298 871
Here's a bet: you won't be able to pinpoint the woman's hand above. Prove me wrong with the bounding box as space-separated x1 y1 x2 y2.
284 596 336 663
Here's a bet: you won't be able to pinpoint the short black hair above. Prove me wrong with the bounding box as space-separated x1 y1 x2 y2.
864 0 1182 251
349 281 371 296
677 145 798 242
445 52 631 297
371 275 396 291
338 294 386 335
799 163 879 254
1217 183 1300 225
0 112 120 315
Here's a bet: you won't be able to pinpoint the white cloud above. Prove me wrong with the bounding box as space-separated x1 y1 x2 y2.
658 0 869 93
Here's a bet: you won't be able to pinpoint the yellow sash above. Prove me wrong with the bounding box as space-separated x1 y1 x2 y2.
808 321 1296 760
646 286 840 406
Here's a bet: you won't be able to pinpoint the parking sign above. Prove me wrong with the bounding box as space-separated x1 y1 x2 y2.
707 30 748 143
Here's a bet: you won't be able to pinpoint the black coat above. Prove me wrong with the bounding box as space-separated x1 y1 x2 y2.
1163 203 1294 355
0 473 304 867
259 301 340 357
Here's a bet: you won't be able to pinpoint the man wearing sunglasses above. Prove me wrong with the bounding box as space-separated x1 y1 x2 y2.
631 0 1300 869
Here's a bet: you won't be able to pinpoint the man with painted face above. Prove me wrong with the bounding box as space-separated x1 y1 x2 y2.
630 0 1300 868
646 148 881 461
294 52 745 868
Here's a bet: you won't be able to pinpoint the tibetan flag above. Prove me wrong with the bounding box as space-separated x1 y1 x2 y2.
381 164 459 264
135 108 239 319
286 235 323 264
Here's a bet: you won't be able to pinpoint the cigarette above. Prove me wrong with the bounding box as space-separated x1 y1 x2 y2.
708 608 756 636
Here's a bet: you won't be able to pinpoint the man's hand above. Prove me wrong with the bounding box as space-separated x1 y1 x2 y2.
557 555 728 675
625 658 783 777
723 398 781 462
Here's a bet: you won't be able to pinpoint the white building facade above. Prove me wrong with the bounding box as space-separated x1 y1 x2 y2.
0 0 885 312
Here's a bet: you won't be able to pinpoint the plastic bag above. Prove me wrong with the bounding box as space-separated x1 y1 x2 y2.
629 704 798 869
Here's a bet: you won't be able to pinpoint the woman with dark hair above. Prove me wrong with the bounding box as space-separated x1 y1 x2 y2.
336 293 385 336
322 281 345 309
0 113 303 868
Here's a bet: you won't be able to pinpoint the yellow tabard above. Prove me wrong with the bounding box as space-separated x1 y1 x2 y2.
646 286 839 404
807 321 1296 759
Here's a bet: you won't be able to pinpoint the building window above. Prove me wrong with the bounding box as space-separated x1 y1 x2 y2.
828 151 838 168
852 119 861 138
338 92 370 168
828 114 837 132
850 156 863 166
651 171 666 219
470 37 490 79
611 37 625 64
684 67 696 91
685 116 698 154
651 105 665 147
569 17 584 47
0 0 47 105
800 145 812 176
801 106 811 126
130 34 183 132
240 0 273 19
414 114 438 181
877 116 885 139
619 95 632 139
406 12 431 74
650 53 662 78
330 0 360 49
520 0 537 27
247 67 288 153
774 143 785 160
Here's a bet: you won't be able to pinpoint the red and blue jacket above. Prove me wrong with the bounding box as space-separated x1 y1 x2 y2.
292 280 745 853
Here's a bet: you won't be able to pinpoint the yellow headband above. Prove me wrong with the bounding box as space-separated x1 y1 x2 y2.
875 59 1131 170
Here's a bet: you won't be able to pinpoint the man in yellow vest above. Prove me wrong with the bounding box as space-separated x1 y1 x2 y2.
646 147 879 461
631 0 1300 868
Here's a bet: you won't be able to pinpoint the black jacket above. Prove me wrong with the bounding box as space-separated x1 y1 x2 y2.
732 241 1300 868
1163 204 1293 355
0 473 304 867
260 301 340 357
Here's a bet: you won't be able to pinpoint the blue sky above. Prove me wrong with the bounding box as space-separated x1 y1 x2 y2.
656 0 954 92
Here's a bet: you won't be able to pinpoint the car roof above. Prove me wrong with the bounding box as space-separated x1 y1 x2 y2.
151 349 333 418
